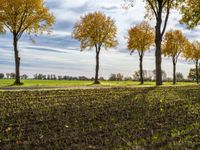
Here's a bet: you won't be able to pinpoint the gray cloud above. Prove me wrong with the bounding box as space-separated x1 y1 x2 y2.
53 20 74 31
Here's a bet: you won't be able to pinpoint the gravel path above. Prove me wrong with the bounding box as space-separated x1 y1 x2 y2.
0 86 114 91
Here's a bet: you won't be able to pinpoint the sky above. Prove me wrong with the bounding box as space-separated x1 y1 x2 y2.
0 0 200 79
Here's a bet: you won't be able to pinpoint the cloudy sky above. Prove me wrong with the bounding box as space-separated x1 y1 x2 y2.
0 0 200 79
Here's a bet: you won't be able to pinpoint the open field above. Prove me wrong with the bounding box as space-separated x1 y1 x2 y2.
0 85 199 149
0 79 197 88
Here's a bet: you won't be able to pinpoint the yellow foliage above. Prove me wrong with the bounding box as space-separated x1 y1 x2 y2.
180 0 200 28
72 12 118 51
127 21 154 55
0 0 55 39
183 41 200 61
162 30 188 59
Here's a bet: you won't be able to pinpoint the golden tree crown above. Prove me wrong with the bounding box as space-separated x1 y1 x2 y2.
183 41 200 61
127 21 154 54
72 11 118 51
162 29 188 57
0 0 55 38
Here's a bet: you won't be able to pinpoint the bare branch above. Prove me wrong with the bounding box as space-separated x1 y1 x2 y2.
147 0 158 18
161 0 171 36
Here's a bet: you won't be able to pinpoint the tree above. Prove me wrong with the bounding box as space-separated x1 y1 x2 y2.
152 69 167 81
183 41 200 84
0 0 55 85
99 77 105 81
124 0 182 85
162 30 188 84
72 12 117 84
116 73 124 81
188 67 200 81
109 73 124 81
176 72 184 81
6 73 10 79
58 76 63 80
0 73 4 79
133 71 140 81
127 21 154 84
133 70 154 81
109 74 117 81
10 73 16 79
78 76 89 81
180 0 200 28
21 74 28 79
124 76 132 81
180 0 200 83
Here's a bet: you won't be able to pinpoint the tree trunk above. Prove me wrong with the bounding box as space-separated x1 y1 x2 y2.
94 49 100 84
139 55 144 85
13 34 21 85
196 60 199 84
155 4 163 86
173 58 176 85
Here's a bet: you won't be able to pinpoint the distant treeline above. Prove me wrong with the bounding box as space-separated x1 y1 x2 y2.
1 67 199 82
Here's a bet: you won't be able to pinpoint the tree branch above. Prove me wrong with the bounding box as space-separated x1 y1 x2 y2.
147 0 158 18
161 0 171 36
3 23 12 32
16 3 30 34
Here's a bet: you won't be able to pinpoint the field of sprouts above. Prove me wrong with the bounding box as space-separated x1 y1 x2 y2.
0 86 200 149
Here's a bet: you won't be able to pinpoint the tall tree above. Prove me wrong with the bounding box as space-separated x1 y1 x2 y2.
72 12 118 84
180 0 200 84
188 67 200 81
162 30 188 84
124 0 181 85
183 41 200 84
127 21 154 84
0 0 55 85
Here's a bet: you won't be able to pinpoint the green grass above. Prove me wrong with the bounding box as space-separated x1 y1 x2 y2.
0 79 92 87
0 85 199 149
0 79 197 88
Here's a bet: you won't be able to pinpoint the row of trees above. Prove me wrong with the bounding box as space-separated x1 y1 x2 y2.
33 74 101 81
1 68 199 81
0 0 200 85
0 73 28 79
73 0 200 85
127 21 200 84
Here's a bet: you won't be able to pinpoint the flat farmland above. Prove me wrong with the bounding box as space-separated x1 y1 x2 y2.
0 86 199 149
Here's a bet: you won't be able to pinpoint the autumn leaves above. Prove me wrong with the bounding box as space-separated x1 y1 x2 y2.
73 11 199 85
184 41 200 83
162 30 188 85
0 0 55 85
127 23 199 85
0 0 200 85
72 12 118 84
127 21 154 84
73 0 200 85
